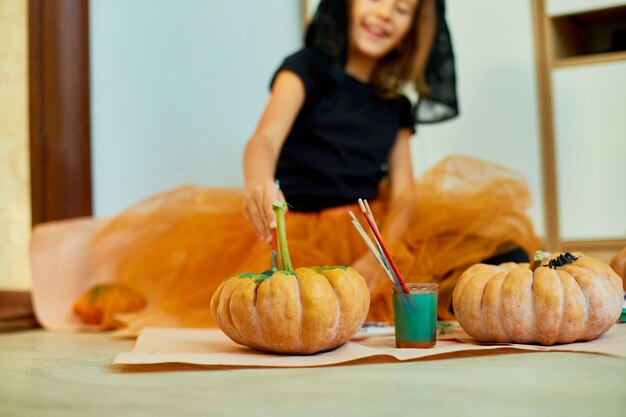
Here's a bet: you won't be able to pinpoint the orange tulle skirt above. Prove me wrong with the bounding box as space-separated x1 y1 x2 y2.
74 155 538 334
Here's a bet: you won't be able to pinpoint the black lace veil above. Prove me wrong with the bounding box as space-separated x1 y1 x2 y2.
304 0 458 125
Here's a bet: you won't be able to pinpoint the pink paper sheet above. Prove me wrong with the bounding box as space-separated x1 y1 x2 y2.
30 217 109 332
113 323 626 368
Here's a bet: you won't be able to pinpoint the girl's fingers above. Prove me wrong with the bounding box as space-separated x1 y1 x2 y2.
271 190 289 228
251 191 272 243
244 181 286 244
242 199 259 237
264 184 280 230
243 196 269 243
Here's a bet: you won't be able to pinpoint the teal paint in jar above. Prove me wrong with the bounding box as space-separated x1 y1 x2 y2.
392 283 438 348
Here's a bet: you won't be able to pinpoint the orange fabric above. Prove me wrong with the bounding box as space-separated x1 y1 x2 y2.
84 155 538 333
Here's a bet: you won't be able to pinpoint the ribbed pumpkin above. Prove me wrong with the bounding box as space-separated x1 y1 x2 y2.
609 247 626 291
210 201 370 354
73 283 146 329
452 252 623 345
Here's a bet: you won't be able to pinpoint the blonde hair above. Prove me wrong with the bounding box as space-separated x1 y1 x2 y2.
370 0 437 98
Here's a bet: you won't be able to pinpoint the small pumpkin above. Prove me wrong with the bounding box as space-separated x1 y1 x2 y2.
210 201 370 354
609 247 626 291
73 283 146 329
452 252 623 345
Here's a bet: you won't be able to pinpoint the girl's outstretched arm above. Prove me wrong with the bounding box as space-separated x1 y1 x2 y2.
242 70 305 244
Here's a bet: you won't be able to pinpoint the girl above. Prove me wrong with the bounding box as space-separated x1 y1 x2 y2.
238 0 535 320
31 0 537 334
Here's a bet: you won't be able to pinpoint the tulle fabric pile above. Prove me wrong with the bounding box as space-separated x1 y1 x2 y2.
87 155 538 334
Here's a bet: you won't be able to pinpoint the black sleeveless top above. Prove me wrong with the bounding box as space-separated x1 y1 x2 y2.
272 49 414 212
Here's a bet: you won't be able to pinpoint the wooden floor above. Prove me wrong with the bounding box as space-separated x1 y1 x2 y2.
1 245 623 415
0 329 625 417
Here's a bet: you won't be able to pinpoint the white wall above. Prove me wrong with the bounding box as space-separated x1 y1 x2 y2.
413 0 545 236
90 0 302 216
91 0 545 236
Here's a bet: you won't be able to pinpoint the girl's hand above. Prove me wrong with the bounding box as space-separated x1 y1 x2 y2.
243 180 286 244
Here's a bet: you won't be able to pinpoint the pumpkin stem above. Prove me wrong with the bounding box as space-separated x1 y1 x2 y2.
272 200 294 273
530 251 545 272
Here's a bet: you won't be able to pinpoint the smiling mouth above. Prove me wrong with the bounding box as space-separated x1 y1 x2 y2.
363 23 389 41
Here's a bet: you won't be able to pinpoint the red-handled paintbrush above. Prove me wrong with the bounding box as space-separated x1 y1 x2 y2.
358 199 410 294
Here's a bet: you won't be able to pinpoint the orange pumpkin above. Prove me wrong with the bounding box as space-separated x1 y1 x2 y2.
609 247 626 291
210 201 370 354
452 252 623 345
73 283 146 329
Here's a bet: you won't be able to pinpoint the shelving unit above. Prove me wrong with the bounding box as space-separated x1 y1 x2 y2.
532 0 626 252
551 4 626 63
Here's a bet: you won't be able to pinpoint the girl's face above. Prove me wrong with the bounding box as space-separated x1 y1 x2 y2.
348 0 418 60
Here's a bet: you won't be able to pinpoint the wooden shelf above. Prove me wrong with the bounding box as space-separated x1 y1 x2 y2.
561 238 626 252
533 0 626 252
553 49 626 67
548 0 626 17
548 4 626 62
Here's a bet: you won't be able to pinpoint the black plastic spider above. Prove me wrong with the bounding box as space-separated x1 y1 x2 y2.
544 252 579 269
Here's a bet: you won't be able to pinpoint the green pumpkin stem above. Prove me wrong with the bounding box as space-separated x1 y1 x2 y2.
530 250 545 272
272 200 294 273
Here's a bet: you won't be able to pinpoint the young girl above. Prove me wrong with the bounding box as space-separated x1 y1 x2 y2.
31 0 537 334
238 0 536 319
